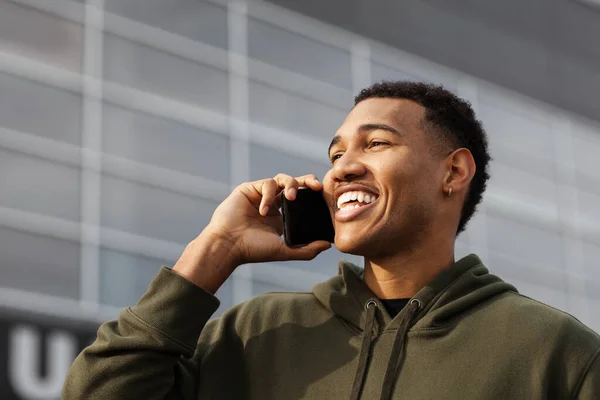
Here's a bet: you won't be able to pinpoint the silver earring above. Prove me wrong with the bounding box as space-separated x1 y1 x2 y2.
447 187 453 197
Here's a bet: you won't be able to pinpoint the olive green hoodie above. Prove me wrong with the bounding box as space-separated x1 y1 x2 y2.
63 254 600 399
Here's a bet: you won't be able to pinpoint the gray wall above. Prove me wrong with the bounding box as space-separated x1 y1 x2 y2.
269 0 600 126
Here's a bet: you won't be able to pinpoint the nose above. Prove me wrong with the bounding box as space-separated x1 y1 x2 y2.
331 151 367 182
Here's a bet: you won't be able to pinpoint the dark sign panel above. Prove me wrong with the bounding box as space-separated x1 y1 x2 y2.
0 308 101 400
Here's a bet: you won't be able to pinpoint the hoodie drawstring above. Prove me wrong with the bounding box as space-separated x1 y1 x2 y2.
379 298 421 400
349 300 377 400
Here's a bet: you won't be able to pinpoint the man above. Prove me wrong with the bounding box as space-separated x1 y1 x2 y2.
63 82 599 399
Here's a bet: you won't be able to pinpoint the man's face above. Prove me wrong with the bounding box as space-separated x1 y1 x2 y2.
323 98 448 258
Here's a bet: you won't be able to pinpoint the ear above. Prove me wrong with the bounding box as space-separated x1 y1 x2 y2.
443 148 476 195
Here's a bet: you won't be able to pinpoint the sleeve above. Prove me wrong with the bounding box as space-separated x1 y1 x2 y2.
61 267 221 400
574 346 600 400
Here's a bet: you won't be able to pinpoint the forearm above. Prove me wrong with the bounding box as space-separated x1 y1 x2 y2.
173 230 239 294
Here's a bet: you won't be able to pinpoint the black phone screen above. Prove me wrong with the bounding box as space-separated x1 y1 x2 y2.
281 188 335 247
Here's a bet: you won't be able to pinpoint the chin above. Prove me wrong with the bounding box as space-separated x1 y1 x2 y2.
334 230 372 256
335 226 405 259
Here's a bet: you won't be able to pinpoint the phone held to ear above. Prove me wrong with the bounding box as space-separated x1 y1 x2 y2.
281 188 335 247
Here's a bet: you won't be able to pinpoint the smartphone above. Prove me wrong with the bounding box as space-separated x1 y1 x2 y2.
281 188 335 247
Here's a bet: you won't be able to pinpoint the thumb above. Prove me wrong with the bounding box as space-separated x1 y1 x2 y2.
278 240 332 261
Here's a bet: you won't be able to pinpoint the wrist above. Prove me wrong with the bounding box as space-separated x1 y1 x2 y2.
172 230 239 293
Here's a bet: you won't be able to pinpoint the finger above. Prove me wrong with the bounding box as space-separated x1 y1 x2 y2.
273 174 300 201
277 240 332 261
297 174 323 191
258 179 278 216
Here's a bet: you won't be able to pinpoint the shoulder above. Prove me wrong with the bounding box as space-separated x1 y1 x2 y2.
494 291 600 350
497 293 600 395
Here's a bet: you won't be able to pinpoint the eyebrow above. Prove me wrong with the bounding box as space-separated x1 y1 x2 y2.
327 123 403 156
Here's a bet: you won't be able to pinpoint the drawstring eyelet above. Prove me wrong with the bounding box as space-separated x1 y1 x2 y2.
409 298 422 309
365 300 377 310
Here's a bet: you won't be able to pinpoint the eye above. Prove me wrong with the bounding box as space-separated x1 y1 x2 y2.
330 153 343 163
368 140 389 148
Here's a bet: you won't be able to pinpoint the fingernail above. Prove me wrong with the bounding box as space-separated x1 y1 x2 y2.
287 188 296 199
263 206 269 215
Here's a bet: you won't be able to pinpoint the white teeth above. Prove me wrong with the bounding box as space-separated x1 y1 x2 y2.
336 190 378 209
336 193 346 209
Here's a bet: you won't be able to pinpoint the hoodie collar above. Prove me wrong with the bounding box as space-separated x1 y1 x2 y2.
312 254 517 333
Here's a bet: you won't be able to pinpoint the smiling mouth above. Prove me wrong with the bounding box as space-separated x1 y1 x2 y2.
336 190 379 210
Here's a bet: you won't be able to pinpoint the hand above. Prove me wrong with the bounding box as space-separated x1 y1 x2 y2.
173 174 332 292
207 173 332 265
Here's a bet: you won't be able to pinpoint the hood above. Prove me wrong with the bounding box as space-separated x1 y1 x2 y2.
312 254 518 333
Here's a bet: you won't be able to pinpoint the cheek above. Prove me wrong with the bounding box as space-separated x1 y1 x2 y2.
322 170 335 202
388 161 435 204
384 159 416 193
408 171 442 211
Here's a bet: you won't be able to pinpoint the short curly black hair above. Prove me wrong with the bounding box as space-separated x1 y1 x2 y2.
355 81 491 235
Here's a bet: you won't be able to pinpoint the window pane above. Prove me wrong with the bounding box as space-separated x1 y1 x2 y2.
249 81 346 142
371 61 458 93
99 248 171 308
105 0 228 50
582 243 600 288
461 209 489 254
102 103 230 182
577 190 600 227
572 120 600 177
0 72 82 145
487 215 565 272
100 175 217 244
249 143 331 181
479 98 554 164
0 149 80 222
103 34 228 114
248 18 352 89
371 62 420 83
0 227 80 299
488 162 558 213
0 0 83 72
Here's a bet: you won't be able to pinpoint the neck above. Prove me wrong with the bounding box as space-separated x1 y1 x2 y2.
363 237 455 299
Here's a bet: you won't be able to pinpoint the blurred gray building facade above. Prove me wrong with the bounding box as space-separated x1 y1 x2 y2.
0 0 599 398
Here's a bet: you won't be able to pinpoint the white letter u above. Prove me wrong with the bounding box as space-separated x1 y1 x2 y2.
8 325 76 400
